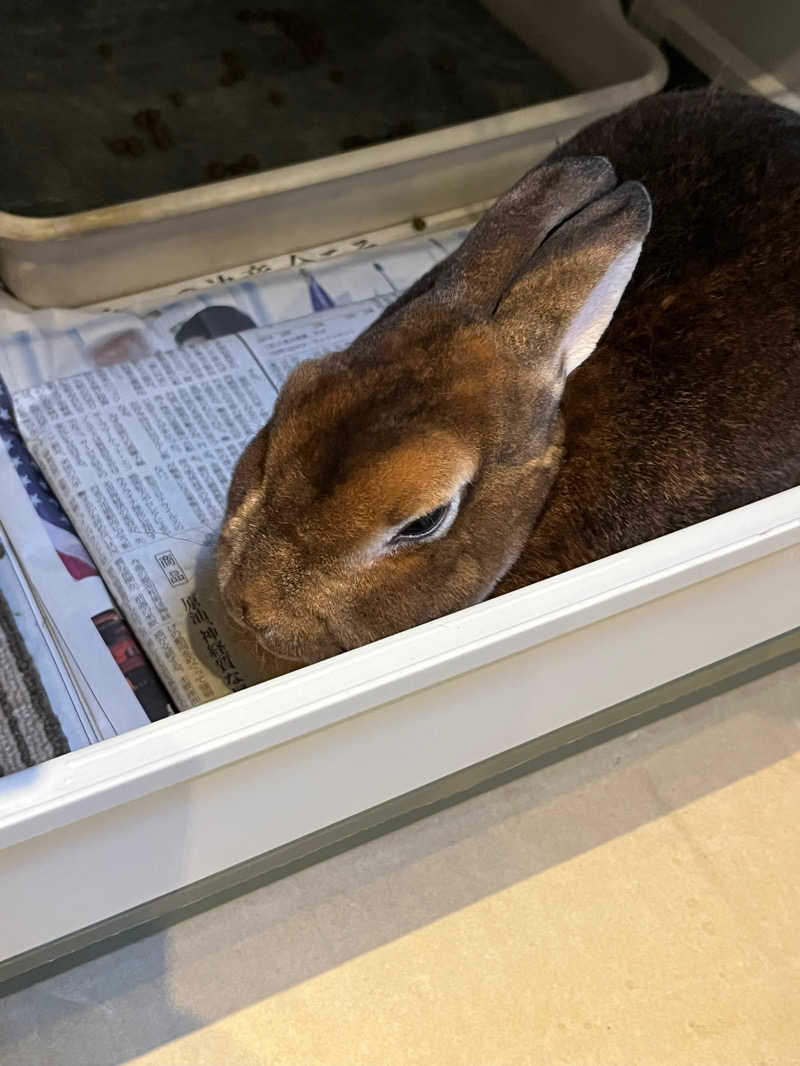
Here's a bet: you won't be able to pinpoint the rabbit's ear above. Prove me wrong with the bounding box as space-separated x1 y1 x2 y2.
494 181 651 376
368 158 617 336
430 157 618 319
368 258 449 331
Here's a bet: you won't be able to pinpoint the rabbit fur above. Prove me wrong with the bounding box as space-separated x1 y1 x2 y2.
218 89 800 665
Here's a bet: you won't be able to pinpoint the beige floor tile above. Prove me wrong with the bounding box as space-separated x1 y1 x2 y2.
126 752 800 1066
3 660 800 1066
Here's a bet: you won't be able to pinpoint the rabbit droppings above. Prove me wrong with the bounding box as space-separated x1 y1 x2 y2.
218 89 800 668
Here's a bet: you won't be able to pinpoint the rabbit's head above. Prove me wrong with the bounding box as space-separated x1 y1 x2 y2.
218 157 651 663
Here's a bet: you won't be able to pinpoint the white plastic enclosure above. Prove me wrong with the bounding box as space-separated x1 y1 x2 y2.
5 0 800 981
631 0 800 109
2 483 800 970
0 0 667 308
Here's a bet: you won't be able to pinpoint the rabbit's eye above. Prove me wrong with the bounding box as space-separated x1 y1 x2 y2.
394 503 450 542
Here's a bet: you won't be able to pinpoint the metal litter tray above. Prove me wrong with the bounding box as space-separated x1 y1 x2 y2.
0 0 666 306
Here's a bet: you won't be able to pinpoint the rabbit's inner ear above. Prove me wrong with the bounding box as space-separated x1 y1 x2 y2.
560 243 643 377
430 157 617 319
494 181 652 377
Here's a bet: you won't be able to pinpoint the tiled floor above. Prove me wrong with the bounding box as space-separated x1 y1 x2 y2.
3 659 800 1065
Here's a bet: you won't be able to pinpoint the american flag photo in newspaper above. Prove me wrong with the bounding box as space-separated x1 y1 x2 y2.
0 379 97 581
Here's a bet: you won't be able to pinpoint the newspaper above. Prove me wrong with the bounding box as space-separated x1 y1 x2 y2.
0 223 471 729
0 391 174 740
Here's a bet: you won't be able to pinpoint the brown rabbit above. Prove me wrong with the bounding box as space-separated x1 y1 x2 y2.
218 89 800 666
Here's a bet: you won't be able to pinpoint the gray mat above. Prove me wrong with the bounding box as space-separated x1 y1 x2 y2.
0 588 68 776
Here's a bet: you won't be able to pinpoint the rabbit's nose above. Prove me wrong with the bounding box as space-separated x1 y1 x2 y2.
226 603 249 630
238 597 277 636
239 600 270 632
219 585 253 630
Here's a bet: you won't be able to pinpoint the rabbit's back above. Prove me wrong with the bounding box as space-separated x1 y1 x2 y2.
498 90 800 592
553 88 800 291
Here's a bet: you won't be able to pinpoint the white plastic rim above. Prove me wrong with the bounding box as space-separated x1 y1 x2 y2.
2 481 799 851
1 481 799 964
